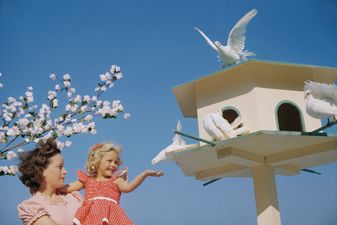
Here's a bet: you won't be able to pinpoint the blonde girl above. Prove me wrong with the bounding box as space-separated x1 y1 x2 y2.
64 143 164 225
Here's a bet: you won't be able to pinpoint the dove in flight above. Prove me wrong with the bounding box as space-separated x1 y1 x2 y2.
304 80 337 122
152 121 196 165
195 9 257 68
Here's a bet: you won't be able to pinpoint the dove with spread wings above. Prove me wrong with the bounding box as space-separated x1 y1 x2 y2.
195 9 257 68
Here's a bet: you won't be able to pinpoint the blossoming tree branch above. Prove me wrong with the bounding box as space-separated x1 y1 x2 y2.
0 66 129 176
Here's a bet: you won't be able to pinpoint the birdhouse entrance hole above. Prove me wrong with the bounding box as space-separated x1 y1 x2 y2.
277 102 303 132
222 108 240 124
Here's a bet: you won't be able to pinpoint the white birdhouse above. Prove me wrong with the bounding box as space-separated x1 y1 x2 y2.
173 60 337 142
172 60 337 225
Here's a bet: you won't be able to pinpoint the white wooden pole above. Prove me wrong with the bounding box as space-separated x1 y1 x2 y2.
252 165 282 225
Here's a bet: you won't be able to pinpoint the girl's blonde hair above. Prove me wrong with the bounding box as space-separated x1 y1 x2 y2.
86 142 123 177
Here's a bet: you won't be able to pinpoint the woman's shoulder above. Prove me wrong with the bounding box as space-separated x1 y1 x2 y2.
18 193 44 208
17 194 49 224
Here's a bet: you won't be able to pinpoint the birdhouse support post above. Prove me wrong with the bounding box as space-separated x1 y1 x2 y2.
252 165 282 225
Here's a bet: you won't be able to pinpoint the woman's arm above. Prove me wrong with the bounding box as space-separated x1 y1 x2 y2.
32 215 58 225
114 170 163 193
58 180 84 193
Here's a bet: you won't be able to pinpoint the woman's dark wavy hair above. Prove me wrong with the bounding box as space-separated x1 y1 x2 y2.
18 138 61 194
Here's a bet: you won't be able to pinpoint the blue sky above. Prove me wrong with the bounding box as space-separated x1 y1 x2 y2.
1 0 337 225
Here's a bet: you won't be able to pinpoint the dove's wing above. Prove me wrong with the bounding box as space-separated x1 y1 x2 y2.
195 27 218 52
211 113 236 138
307 97 337 117
203 113 223 140
227 9 257 53
230 116 243 129
172 120 186 145
304 80 337 103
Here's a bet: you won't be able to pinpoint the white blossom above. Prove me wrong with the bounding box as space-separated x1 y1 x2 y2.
55 124 65 135
63 73 71 80
50 74 56 80
0 132 5 143
48 91 57 100
0 165 18 174
65 141 72 147
84 115 93 121
74 95 82 103
7 126 20 136
64 81 71 88
96 101 102 107
70 105 78 113
64 127 74 136
115 73 123 80
8 97 16 103
52 99 58 108
8 165 18 174
100 74 108 81
67 91 72 98
80 105 88 113
110 65 121 73
65 104 71 112
6 151 17 160
3 113 12 122
123 113 130 119
72 122 84 133
56 141 65 150
25 90 34 103
83 95 91 103
18 118 30 129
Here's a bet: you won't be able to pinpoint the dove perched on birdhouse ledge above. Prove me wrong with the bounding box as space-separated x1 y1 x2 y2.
152 121 198 165
304 80 337 123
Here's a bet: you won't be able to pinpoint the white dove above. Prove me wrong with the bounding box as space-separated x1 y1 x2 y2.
304 80 337 122
203 111 236 141
203 111 250 141
195 9 257 68
152 121 195 165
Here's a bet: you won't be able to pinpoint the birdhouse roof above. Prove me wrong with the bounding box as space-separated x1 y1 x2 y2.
173 60 337 118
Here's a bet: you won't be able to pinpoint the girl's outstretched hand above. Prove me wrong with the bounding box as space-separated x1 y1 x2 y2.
145 170 164 177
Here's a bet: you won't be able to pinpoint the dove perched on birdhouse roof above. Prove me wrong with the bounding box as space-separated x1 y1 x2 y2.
195 9 257 68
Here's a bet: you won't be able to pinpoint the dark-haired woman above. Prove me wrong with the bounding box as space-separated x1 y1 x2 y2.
17 138 82 225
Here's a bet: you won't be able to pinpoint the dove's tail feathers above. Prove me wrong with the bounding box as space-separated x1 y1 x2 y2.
242 50 256 57
239 50 255 61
